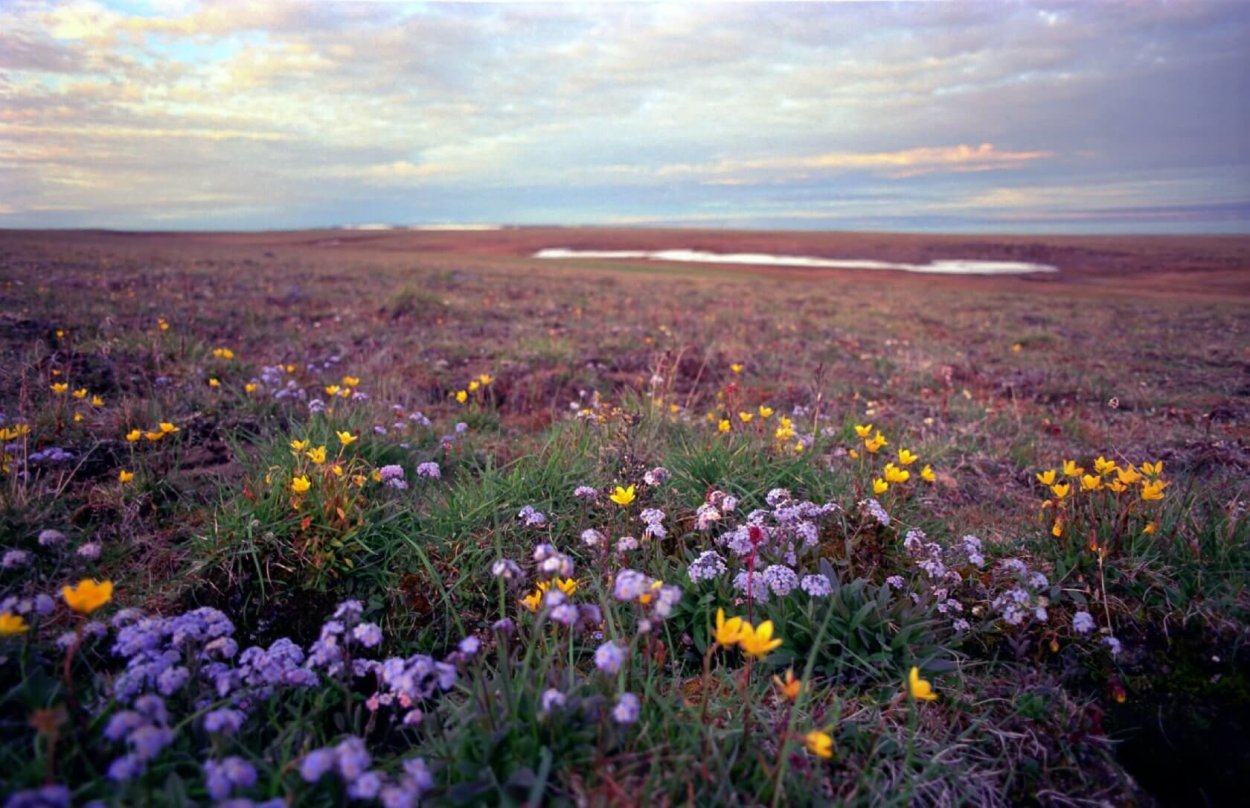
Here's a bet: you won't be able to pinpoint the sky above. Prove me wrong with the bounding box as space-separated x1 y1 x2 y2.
1 0 1248 233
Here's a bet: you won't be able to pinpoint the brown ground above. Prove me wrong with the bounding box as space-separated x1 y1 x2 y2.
4 227 1249 300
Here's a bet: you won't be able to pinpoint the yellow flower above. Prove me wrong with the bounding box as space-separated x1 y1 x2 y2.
1140 461 1163 477
1050 482 1071 500
454 390 468 404
325 384 341 397
0 611 30 635
1141 479 1167 501
1035 469 1057 486
897 448 919 466
609 485 636 506
883 463 910 484
118 470 134 484
1011 342 1023 353
864 435 886 454
773 668 803 701
291 474 312 494
1143 521 1157 535
212 347 235 360
337 431 357 447
854 423 873 438
714 608 745 647
72 388 87 399
62 579 113 615
342 376 360 387
758 405 774 419
803 730 833 759
90 395 104 407
51 383 69 395
738 411 753 423
468 380 480 392
920 464 936 483
553 578 578 596
848 449 860 460
1051 518 1063 538
125 429 142 442
1094 456 1117 476
144 431 165 442
520 588 544 613
730 363 744 374
158 318 170 331
290 439 309 452
159 422 178 434
718 419 731 433
371 469 382 482
306 445 327 465
284 364 296 373
908 666 938 702
1107 479 1128 494
331 464 344 478
208 378 221 388
872 478 889 495
478 373 494 385
1080 474 1102 493
244 382 257 394
1116 465 1142 485
73 413 84 423
737 620 783 659
1062 459 1084 478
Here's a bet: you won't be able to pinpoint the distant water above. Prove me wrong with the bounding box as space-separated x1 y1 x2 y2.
534 248 1058 275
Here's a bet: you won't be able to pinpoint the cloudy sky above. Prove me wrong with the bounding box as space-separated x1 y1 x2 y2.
2 0 1248 232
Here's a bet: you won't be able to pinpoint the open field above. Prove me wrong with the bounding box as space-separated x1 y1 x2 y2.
1 228 1248 806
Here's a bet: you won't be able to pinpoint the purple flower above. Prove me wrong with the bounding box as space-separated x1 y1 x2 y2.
1072 611 1096 635
594 641 625 674
378 464 405 482
2 549 31 569
550 603 579 626
347 771 384 800
108 753 144 781
612 692 640 725
3 785 71 808
128 725 174 762
800 574 832 598
573 485 598 500
458 636 480 656
299 748 336 783
687 550 727 583
204 757 257 801
77 542 101 560
335 736 372 781
540 688 566 714
353 623 383 648
204 708 246 735
38 529 66 547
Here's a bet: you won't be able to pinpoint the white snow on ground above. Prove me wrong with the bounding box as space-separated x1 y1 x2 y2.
534 248 1057 275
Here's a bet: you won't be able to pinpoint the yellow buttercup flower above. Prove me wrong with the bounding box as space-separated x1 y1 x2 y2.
1116 465 1142 485
1140 461 1163 477
920 464 936 483
1143 521 1157 535
159 422 178 434
118 470 134 484
1140 479 1167 501
73 413 84 423
0 612 30 635
51 383 69 395
244 383 257 393
468 380 480 392
478 373 494 385
158 318 170 331
553 578 578 596
1080 474 1102 493
854 423 873 438
90 395 104 407
62 579 113 615
290 439 308 452
342 376 360 387
1062 459 1084 478
1035 469 1057 486
1094 456 1117 476
758 405 774 419
883 463 910 484
737 620 783 659
520 587 544 613
72 388 87 399
872 478 889 495
125 429 142 442
773 668 803 701
1107 479 1128 494
714 608 745 647
1051 518 1064 538
864 435 886 454
803 730 833 759
325 385 341 397
718 419 731 433
331 464 344 478
609 485 636 506
208 378 221 388
730 363 744 374
738 411 753 423
144 431 165 442
908 666 938 702
291 474 312 494
848 449 860 460
306 445 327 465
212 347 235 360
1050 482 1070 500
454 390 468 404
337 431 357 447
897 448 919 466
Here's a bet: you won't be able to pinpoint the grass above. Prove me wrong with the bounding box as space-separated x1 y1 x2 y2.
0 228 1248 806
